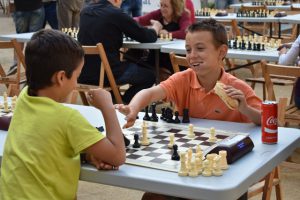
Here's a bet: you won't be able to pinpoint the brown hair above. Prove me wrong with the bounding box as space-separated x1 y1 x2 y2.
171 0 186 21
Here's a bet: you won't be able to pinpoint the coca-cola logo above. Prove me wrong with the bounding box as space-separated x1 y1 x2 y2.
266 116 277 126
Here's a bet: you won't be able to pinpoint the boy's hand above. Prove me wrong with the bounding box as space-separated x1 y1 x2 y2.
87 89 113 110
115 104 138 128
223 85 247 110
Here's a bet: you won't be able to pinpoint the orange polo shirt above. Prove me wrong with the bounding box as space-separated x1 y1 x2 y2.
160 68 262 123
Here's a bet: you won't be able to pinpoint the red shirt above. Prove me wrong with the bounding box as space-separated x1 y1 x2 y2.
185 0 195 23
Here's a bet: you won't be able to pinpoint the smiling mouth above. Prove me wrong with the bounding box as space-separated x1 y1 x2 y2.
190 62 203 68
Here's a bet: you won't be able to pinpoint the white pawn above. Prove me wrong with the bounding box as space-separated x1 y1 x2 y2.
195 157 202 175
202 159 212 177
141 121 150 146
178 152 188 176
188 161 198 177
188 124 195 138
3 101 9 113
219 150 229 170
187 147 192 170
213 155 223 176
208 127 217 142
3 92 7 102
196 144 202 154
168 133 175 149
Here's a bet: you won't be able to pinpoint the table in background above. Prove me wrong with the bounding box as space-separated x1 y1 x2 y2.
1 102 300 200
230 3 300 11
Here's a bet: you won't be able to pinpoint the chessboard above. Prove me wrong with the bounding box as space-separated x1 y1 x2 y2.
123 119 247 172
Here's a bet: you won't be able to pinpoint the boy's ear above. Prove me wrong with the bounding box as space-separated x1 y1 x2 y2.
218 44 228 61
52 70 66 86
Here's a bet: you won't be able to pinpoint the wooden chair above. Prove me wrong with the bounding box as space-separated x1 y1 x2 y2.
169 52 189 73
0 39 26 96
240 5 268 36
71 43 123 105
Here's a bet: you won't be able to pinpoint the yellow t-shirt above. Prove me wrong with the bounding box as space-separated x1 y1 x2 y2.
1 87 104 200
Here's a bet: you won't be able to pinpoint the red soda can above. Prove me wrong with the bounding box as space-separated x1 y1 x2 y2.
261 101 278 144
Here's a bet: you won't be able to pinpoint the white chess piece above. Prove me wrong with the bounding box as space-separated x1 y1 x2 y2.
3 92 7 102
213 155 223 176
219 150 229 170
168 133 175 149
178 152 188 176
188 124 195 138
3 101 9 113
195 157 202 175
196 144 202 154
141 122 150 146
188 161 198 177
208 127 217 142
187 147 193 170
202 159 212 177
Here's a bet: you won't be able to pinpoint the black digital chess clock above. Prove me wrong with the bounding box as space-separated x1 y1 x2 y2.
208 134 254 164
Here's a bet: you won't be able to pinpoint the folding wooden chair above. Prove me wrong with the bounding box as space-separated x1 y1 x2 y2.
0 39 26 96
262 60 300 170
71 43 123 105
169 52 189 73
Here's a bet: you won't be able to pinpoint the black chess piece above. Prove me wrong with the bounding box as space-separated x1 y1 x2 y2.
247 41 252 50
171 144 180 161
143 106 150 121
164 107 173 123
132 134 141 148
174 111 180 124
150 103 158 122
182 108 190 123
123 134 131 147
160 107 166 120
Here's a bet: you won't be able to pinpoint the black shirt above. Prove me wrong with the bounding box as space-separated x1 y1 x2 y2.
14 0 43 11
78 0 157 84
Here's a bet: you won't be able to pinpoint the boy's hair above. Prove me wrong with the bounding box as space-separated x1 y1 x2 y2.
25 29 84 95
187 19 228 48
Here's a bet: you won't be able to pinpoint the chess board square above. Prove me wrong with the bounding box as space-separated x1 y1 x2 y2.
216 135 229 139
157 140 169 144
149 131 164 134
148 126 158 130
142 146 157 151
152 135 168 139
153 148 171 154
137 156 156 162
127 154 142 159
196 136 209 141
133 150 152 156
201 141 214 146
180 143 195 148
157 153 172 159
177 138 190 143
174 133 185 138
150 143 166 149
145 152 161 157
126 148 138 154
166 128 182 133
195 131 205 136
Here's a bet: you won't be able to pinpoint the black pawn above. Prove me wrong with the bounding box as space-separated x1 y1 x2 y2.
174 111 180 123
160 108 166 120
123 134 130 147
150 103 158 122
132 134 141 148
171 144 180 161
182 108 190 123
143 106 150 121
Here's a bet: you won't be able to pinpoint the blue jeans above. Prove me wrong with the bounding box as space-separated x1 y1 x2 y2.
121 0 142 17
13 8 45 33
43 1 58 29
113 61 155 103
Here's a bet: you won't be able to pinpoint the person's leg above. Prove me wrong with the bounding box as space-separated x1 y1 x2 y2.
132 0 142 17
71 0 84 28
57 1 72 29
28 7 45 32
44 1 58 29
114 62 156 103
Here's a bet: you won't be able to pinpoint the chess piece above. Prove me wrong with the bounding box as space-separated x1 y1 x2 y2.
165 107 174 123
3 101 9 113
219 150 229 170
195 157 202 175
208 127 217 142
178 152 188 176
168 133 175 149
123 134 131 147
196 144 202 154
150 103 158 122
206 154 216 169
141 122 150 146
171 144 180 161
132 133 141 148
187 147 192 170
3 92 7 102
168 33 173 41
213 155 223 176
202 159 212 177
181 108 190 123
188 161 198 177
188 124 195 138
143 106 150 121
174 111 180 123
160 108 166 120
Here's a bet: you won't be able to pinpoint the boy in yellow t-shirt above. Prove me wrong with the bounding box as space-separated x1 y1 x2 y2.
0 29 126 200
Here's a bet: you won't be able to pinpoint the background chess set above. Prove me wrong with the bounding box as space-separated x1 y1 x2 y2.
123 119 248 173
0 93 16 118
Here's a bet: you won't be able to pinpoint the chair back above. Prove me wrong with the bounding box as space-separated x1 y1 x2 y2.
169 52 189 73
0 39 26 96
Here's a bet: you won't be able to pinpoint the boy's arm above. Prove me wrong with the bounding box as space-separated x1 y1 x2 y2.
84 89 126 167
116 85 167 128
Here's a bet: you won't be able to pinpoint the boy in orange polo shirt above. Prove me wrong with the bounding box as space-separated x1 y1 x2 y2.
116 19 262 200
116 19 261 129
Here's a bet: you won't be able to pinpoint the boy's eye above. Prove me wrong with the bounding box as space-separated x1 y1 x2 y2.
186 48 191 53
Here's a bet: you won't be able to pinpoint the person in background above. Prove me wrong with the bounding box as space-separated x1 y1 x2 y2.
42 0 58 29
78 0 162 103
7 0 45 76
134 0 192 77
116 19 261 200
278 34 300 108
215 0 238 9
121 0 143 17
185 0 195 23
0 29 126 199
56 0 84 29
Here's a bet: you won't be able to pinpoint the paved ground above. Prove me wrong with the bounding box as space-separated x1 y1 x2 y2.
0 12 299 200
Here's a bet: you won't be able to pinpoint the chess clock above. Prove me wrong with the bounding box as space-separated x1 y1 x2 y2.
208 134 254 164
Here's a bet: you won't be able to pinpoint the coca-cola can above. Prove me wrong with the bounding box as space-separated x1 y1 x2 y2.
261 101 278 144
